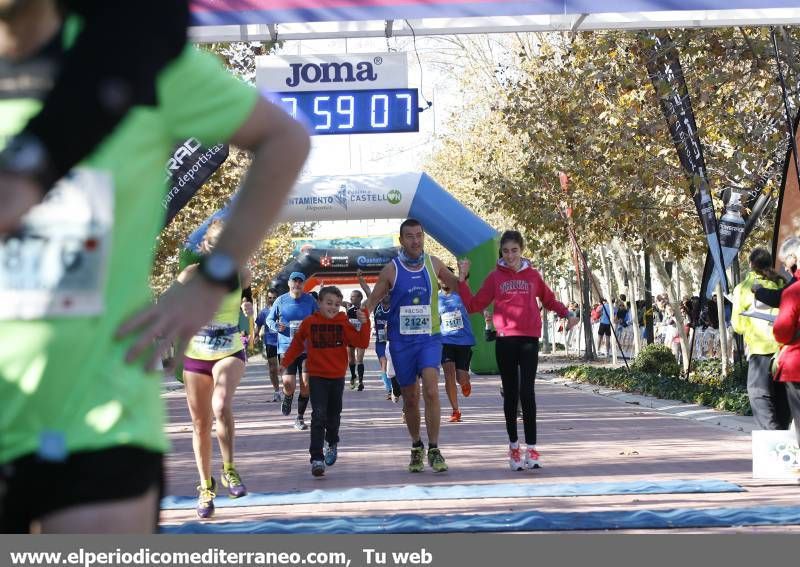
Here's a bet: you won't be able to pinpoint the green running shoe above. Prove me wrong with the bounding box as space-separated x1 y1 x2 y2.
427 447 448 473
221 466 247 498
408 445 425 473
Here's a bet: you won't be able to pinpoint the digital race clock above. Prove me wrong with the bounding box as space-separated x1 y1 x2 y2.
276 88 419 135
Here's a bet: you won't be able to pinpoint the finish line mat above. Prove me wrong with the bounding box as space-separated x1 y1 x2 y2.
161 505 800 534
161 479 743 510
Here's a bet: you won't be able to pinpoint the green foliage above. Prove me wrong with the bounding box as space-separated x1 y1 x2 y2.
689 359 748 390
426 28 795 266
630 344 681 377
557 360 751 415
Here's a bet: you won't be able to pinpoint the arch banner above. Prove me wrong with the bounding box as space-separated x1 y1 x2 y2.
191 1 799 26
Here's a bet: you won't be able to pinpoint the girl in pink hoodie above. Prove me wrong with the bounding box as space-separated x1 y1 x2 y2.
458 230 578 471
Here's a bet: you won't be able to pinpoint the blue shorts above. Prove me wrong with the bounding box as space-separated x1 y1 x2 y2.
389 337 442 387
375 341 387 359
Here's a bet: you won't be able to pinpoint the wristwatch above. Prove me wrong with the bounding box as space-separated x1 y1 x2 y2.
0 132 57 194
198 251 239 292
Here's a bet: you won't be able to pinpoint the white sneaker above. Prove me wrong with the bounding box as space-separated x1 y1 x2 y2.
508 444 524 471
272 391 283 402
524 447 541 469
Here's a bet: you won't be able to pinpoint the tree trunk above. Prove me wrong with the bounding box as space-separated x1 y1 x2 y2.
652 252 691 372
680 258 696 299
627 248 643 355
581 252 595 362
611 240 642 356
643 247 655 345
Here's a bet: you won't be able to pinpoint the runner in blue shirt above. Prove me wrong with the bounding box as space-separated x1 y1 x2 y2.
266 272 318 430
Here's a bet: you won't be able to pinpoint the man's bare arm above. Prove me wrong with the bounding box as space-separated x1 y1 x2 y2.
434 256 460 291
364 263 395 312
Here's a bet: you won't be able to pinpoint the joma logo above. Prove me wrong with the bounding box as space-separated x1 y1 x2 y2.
286 61 379 87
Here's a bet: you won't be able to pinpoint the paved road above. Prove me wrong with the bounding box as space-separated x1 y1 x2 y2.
159 351 800 532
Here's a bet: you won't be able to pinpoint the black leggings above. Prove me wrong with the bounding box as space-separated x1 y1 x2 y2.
308 376 345 461
496 336 539 445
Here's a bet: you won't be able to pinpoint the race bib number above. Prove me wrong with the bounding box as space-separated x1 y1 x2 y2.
0 169 113 320
376 327 387 342
349 318 362 331
289 320 301 338
189 330 238 358
441 310 464 332
399 305 432 335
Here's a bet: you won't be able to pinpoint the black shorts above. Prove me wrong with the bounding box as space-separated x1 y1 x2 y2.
598 323 611 337
263 343 278 359
280 353 307 376
441 343 473 371
0 446 163 533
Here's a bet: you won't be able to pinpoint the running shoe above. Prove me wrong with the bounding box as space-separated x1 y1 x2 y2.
294 416 308 430
524 447 541 469
324 442 338 466
357 382 364 391
196 478 216 519
427 448 448 473
408 445 425 473
448 410 462 423
350 376 356 390
311 460 325 477
221 467 247 498
460 378 472 397
271 391 282 403
281 393 293 416
385 391 392 400
508 445 524 471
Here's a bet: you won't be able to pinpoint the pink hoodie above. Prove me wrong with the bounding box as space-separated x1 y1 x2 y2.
458 259 569 338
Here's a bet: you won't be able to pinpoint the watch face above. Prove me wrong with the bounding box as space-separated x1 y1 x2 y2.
206 252 236 280
1 134 46 172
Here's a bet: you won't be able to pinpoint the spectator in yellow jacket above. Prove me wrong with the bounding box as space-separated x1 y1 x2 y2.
731 248 791 430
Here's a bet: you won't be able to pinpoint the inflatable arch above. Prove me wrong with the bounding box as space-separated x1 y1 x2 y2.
186 172 499 373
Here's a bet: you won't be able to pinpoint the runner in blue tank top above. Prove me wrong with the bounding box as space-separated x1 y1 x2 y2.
364 219 460 473
438 272 475 423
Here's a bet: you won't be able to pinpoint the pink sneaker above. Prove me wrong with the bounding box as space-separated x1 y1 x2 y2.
524 447 541 469
508 444 524 471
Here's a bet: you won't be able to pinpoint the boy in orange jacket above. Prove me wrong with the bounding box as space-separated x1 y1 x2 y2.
279 286 371 476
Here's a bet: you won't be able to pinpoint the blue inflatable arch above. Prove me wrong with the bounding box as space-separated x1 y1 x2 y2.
187 173 499 372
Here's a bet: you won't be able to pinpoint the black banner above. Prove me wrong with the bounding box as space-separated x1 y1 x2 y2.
641 31 728 298
161 138 229 228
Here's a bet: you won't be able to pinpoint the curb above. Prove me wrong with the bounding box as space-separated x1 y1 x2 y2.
538 372 755 435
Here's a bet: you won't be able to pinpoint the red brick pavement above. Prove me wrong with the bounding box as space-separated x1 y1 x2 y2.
159 352 800 532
